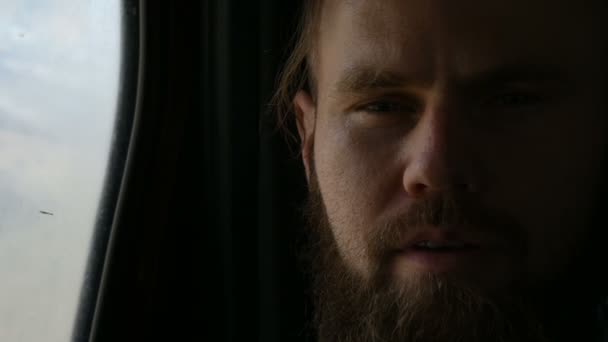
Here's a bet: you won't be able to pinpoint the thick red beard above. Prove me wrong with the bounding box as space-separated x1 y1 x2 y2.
301 171 606 342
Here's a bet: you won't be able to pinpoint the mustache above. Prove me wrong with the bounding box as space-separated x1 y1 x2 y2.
368 192 525 259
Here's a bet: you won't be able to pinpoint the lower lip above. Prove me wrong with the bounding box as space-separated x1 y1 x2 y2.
397 247 483 273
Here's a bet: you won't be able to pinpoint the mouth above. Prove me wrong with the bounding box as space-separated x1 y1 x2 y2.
395 231 486 273
397 241 482 273
411 240 479 251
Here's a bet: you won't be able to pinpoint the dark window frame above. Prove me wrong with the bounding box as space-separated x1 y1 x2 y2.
72 2 310 341
71 1 141 340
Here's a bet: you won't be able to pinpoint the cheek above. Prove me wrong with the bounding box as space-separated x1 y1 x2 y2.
313 118 405 275
486 107 606 279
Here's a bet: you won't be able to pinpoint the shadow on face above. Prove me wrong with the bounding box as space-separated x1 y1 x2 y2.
294 1 608 340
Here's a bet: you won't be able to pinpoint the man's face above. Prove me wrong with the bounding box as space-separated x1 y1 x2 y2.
295 0 608 339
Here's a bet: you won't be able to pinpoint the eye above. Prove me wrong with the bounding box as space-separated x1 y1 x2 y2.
357 100 418 114
361 101 403 113
489 92 544 108
348 98 421 129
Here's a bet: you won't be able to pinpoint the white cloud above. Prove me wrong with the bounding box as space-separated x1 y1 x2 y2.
0 0 121 341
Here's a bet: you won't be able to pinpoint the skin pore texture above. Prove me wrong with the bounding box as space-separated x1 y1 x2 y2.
292 0 608 341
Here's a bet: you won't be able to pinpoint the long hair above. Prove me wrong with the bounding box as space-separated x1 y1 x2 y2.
269 0 323 144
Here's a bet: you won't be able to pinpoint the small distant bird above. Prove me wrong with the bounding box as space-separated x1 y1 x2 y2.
39 210 54 216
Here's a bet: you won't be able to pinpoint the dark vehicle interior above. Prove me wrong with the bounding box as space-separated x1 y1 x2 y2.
72 1 312 341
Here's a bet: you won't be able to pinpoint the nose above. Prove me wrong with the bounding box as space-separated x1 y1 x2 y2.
402 104 477 198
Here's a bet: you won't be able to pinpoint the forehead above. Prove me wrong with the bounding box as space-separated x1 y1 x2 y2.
315 0 605 92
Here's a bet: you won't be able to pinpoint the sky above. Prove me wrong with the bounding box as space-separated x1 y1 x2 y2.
0 1 120 341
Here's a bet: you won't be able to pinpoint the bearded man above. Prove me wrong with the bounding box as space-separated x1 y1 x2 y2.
273 0 608 341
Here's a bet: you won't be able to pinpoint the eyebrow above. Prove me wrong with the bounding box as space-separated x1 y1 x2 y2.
333 64 572 95
333 66 416 94
464 64 573 89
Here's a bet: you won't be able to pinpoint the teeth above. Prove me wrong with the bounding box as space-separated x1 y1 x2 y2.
415 241 466 249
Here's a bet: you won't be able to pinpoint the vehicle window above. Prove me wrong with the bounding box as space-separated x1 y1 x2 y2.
0 1 120 341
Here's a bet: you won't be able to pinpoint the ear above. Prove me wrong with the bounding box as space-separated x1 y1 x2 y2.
294 90 316 182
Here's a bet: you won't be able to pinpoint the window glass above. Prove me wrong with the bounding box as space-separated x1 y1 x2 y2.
0 1 121 340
